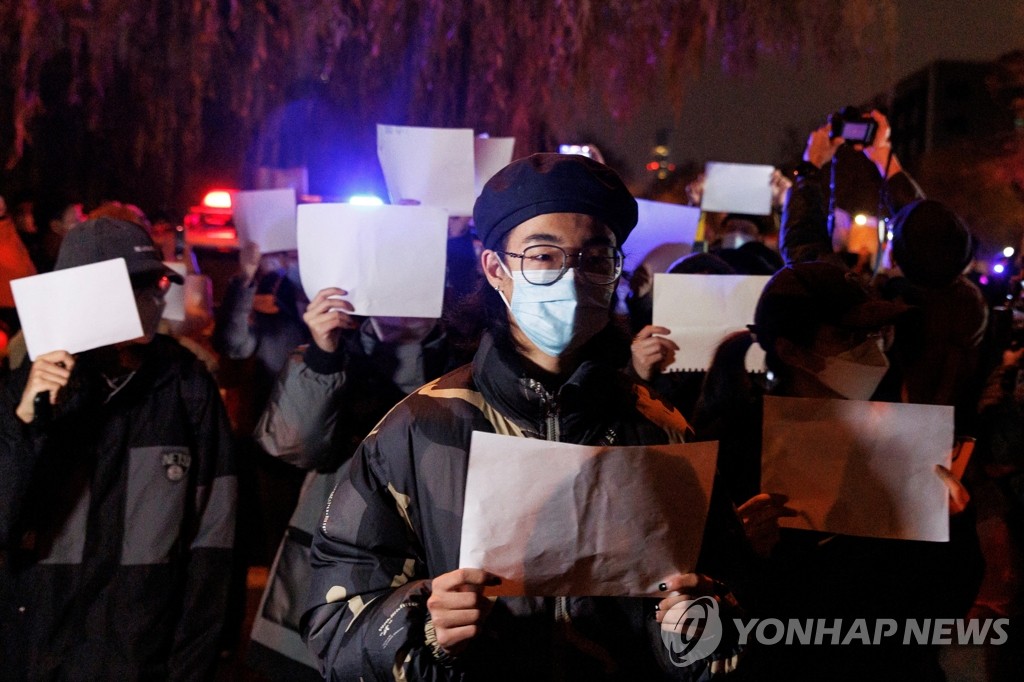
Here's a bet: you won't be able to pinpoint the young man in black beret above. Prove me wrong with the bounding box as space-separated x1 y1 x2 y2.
302 154 742 680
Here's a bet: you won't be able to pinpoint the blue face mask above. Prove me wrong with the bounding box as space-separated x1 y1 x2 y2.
499 264 613 357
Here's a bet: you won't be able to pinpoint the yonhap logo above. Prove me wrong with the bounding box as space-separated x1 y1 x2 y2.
660 596 723 666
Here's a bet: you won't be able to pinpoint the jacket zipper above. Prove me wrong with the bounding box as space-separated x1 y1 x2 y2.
525 379 571 627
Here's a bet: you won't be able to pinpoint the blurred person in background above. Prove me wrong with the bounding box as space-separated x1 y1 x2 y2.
0 218 237 680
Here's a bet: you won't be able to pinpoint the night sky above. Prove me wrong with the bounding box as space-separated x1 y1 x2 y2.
575 0 1024 180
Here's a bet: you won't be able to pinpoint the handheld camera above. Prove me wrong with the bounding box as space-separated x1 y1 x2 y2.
829 106 878 146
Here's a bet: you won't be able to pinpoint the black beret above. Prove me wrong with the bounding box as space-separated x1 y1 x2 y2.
473 153 638 250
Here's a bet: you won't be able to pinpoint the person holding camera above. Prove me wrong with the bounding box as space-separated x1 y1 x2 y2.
778 109 987 428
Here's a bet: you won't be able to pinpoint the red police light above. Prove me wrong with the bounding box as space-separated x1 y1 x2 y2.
202 191 233 209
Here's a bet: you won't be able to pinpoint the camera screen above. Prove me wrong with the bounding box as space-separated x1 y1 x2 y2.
843 122 871 142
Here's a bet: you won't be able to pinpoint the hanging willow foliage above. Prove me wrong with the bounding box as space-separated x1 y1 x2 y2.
0 0 896 211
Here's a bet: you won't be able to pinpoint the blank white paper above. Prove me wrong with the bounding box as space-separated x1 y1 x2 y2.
377 124 476 216
761 396 953 542
296 203 448 317
459 432 719 597
161 262 188 322
474 136 516 196
12 259 143 360
652 273 770 372
232 188 298 254
700 162 775 215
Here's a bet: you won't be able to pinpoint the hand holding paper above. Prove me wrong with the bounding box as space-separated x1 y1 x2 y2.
15 349 76 424
652 273 769 372
761 396 953 542
302 287 358 353
297 203 448 317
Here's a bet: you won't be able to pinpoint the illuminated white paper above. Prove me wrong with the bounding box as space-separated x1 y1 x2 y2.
377 124 476 216
12 259 143 360
700 162 774 215
622 200 702 274
761 396 953 542
652 273 769 372
232 188 298 254
474 136 516 196
161 262 188 322
296 203 448 317
459 432 719 597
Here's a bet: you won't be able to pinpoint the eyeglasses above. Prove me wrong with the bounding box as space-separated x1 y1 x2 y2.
496 244 624 286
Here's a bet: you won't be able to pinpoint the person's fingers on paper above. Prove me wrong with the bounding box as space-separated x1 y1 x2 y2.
654 573 729 626
16 351 76 423
631 326 678 381
737 493 797 557
935 465 970 515
303 288 356 352
737 493 797 523
427 568 500 655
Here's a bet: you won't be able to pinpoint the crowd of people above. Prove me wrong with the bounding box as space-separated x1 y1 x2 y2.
0 110 1022 681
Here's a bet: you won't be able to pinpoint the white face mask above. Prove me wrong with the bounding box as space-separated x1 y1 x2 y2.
498 264 612 357
812 336 890 400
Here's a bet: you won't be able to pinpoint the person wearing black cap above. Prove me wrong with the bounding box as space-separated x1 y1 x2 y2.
692 261 982 682
303 154 744 680
0 218 237 680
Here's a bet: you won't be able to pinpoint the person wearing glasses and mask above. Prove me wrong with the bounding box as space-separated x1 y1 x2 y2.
302 154 744 680
0 219 237 680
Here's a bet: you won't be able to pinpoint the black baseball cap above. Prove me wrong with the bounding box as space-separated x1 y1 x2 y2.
54 218 184 284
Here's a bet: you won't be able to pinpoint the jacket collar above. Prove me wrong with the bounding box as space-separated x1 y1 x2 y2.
471 333 631 442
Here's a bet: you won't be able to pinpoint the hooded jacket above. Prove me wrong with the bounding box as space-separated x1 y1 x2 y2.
0 335 236 681
302 332 730 681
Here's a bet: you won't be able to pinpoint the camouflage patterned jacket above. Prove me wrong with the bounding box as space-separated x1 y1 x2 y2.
303 333 723 681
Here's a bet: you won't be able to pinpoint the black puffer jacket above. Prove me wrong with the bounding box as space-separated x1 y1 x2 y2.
0 335 236 682
302 333 739 681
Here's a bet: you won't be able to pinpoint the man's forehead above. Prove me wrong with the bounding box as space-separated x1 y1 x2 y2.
506 213 615 246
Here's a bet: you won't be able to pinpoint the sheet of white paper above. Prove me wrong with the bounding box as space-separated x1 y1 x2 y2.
761 396 953 542
12 259 143 360
652 273 769 372
460 432 719 597
297 203 448 317
161 262 188 321
377 124 476 216
700 162 775 215
622 200 702 274
474 136 515 196
232 188 298 254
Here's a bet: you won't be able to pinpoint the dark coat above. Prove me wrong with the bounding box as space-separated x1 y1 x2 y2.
0 336 237 682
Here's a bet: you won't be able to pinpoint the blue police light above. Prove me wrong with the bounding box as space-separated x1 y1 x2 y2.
348 195 384 206
994 263 1006 275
